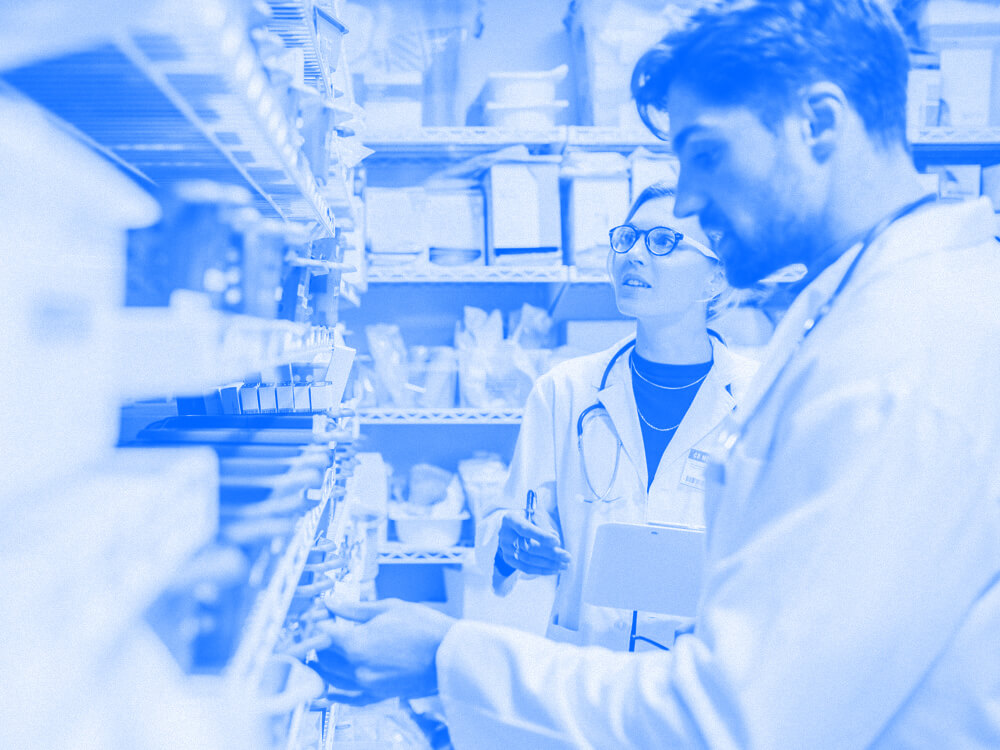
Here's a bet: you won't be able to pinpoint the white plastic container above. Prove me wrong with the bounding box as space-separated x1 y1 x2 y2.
485 100 568 128
393 513 469 548
486 64 568 106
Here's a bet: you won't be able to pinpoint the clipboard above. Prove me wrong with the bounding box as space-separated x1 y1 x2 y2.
582 522 706 617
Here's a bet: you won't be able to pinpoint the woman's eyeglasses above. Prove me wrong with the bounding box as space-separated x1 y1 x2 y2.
609 224 684 256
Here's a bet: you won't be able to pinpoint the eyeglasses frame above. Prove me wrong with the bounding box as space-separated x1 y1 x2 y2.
608 224 685 256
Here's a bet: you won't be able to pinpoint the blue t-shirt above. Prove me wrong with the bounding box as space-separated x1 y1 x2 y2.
629 350 713 489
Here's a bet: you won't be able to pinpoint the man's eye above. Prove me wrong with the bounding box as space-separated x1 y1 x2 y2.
693 149 720 170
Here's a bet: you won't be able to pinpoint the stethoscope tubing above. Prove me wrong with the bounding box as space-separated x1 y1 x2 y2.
576 340 636 502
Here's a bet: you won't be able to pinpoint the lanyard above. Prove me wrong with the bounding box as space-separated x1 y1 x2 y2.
719 193 938 457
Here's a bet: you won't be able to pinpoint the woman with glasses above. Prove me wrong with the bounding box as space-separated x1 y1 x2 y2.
477 182 760 650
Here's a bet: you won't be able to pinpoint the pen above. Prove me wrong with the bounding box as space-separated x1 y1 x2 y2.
525 489 536 524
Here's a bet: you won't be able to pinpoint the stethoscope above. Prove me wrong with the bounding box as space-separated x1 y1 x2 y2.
715 192 939 468
576 330 725 502
576 339 635 502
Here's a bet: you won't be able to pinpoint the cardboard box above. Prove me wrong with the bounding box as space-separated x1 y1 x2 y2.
920 1 1000 126
485 159 563 265
926 165 982 200
982 164 1000 211
425 189 486 265
939 48 995 127
565 173 631 270
365 187 428 263
907 68 942 130
916 172 943 196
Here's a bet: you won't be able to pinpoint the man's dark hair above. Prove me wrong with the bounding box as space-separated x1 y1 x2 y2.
631 0 911 146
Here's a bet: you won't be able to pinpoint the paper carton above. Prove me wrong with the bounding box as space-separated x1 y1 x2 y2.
485 159 562 265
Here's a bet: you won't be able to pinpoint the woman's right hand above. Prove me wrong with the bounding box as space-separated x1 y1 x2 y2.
497 511 571 576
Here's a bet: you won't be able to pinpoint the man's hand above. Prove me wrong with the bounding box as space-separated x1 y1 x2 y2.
310 598 456 706
497 511 570 575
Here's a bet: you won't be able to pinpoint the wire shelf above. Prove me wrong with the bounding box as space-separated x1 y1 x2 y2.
265 0 333 97
226 493 329 685
567 267 612 284
364 125 567 159
565 125 672 152
910 126 1000 145
363 126 677 159
377 543 475 565
366 264 567 283
358 408 523 424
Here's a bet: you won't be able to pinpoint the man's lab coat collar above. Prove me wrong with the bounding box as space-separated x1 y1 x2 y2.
595 336 739 492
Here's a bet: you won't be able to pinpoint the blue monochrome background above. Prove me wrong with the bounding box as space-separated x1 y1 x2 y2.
1 0 998 748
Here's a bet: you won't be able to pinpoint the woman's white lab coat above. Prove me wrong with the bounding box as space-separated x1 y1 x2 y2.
478 335 759 649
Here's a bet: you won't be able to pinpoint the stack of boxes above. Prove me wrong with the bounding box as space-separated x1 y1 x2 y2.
915 0 1000 226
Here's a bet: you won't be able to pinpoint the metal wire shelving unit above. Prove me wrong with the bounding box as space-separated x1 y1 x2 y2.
1 0 339 234
358 408 523 425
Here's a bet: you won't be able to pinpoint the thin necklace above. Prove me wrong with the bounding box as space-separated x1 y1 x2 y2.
629 352 710 390
636 405 683 432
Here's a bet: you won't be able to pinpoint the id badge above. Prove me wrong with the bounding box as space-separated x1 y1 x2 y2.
679 448 711 491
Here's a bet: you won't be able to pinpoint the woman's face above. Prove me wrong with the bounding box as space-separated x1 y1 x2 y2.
609 195 721 321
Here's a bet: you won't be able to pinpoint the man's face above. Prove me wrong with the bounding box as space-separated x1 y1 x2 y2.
665 83 824 288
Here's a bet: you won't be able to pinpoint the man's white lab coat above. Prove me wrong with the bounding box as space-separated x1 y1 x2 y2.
477 337 758 649
437 198 1000 749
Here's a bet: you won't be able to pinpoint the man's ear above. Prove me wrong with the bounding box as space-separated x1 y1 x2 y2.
797 82 848 162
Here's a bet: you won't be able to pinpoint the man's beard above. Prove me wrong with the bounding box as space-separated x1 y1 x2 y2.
716 221 813 289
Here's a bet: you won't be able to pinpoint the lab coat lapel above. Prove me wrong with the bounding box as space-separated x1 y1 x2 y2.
596 358 647 492
649 340 737 492
736 246 863 424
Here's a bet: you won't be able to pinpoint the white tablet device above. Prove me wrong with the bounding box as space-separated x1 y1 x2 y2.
582 522 706 617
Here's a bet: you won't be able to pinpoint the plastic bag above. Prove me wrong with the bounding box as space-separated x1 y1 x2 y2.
457 452 508 521
407 463 453 506
409 345 458 407
365 324 413 406
509 302 554 349
455 305 551 408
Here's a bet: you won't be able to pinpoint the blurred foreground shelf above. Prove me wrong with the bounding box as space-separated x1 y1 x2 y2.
115 294 336 398
225 493 329 685
1 0 337 233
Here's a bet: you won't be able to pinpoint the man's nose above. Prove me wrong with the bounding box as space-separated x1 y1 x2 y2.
674 171 706 219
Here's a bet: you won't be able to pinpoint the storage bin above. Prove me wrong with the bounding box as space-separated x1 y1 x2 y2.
485 65 568 106
393 514 469 547
484 100 568 128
